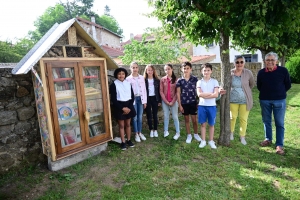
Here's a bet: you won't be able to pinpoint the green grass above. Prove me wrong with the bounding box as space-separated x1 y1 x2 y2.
1 84 300 200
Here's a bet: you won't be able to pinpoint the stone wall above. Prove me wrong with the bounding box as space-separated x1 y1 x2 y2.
0 65 45 174
118 62 262 83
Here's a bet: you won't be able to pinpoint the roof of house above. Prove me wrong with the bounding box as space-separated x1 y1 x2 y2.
12 18 119 75
100 45 124 58
180 55 217 64
76 17 122 38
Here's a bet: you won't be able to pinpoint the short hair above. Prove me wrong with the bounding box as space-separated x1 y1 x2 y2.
201 63 213 71
234 55 246 62
113 67 128 78
181 61 192 68
265 52 278 60
130 61 139 67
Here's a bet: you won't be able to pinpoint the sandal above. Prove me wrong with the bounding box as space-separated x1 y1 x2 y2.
260 140 272 147
276 146 285 155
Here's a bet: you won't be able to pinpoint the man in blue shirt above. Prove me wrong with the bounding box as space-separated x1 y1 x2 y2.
257 52 291 155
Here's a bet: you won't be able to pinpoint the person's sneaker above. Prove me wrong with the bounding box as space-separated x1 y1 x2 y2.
186 134 192 143
154 130 158 137
230 133 234 140
120 142 127 150
241 137 247 145
139 133 146 141
135 134 141 142
127 140 135 148
199 140 207 148
173 133 180 140
150 130 154 138
164 131 169 137
208 140 217 149
194 134 202 142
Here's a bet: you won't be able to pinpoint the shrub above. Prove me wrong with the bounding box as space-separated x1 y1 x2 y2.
286 51 300 83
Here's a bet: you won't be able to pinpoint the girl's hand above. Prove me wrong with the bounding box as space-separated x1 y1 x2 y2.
158 103 161 106
179 105 184 113
169 102 173 106
143 104 147 109
122 107 130 115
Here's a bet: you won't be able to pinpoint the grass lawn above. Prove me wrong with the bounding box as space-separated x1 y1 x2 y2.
1 84 300 200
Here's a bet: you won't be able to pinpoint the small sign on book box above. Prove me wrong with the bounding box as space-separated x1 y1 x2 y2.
55 90 76 98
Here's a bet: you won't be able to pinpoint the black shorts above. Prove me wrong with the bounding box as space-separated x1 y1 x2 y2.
181 103 198 115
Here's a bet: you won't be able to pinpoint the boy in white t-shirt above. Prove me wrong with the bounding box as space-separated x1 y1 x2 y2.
196 63 219 149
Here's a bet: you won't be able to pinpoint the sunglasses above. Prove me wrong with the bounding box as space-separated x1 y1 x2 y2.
235 61 244 64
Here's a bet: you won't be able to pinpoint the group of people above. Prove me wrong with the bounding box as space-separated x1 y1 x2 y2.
110 52 291 155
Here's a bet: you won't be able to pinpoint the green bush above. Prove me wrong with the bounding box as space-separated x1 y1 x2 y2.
286 51 300 83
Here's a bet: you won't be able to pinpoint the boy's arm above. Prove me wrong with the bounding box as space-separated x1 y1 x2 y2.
177 87 184 112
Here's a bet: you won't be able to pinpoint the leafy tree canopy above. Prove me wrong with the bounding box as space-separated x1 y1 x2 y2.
121 28 190 65
0 38 35 62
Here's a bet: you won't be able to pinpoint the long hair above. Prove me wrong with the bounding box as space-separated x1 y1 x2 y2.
165 63 176 84
143 64 159 80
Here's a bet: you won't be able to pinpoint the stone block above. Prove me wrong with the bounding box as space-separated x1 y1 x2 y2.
17 107 35 121
48 143 107 171
15 121 31 134
0 111 17 125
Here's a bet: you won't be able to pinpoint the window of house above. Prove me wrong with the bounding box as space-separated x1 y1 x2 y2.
235 54 258 62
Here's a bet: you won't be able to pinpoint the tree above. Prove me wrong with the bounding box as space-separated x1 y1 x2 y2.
0 38 35 63
120 28 190 65
30 1 123 41
96 14 123 36
104 5 111 16
29 4 69 42
231 0 300 66
148 0 300 146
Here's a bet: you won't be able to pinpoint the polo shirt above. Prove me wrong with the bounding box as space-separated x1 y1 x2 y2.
176 75 198 104
197 78 219 106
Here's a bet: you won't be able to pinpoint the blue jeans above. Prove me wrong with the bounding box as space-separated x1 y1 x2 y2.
162 101 180 133
133 96 144 133
260 99 286 147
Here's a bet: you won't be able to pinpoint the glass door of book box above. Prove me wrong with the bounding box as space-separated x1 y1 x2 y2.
46 61 110 155
78 61 109 144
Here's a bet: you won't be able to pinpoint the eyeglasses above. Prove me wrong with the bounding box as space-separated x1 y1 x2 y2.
235 61 244 64
265 59 276 62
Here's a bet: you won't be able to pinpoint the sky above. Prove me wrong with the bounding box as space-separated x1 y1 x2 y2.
0 0 161 42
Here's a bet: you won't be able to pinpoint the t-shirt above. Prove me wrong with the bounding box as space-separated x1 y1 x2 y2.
147 79 155 96
197 78 219 106
176 75 198 104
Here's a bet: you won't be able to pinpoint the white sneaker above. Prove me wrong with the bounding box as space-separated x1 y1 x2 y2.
194 134 202 142
135 134 141 142
199 140 207 148
186 134 192 143
173 133 180 140
139 133 146 141
208 140 217 149
241 137 247 145
150 130 154 138
230 133 234 140
153 130 158 137
164 131 169 137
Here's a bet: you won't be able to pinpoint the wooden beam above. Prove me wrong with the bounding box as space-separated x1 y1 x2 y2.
62 46 67 58
68 26 77 45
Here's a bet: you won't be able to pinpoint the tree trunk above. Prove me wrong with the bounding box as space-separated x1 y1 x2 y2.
218 32 231 146
260 49 267 69
280 51 286 66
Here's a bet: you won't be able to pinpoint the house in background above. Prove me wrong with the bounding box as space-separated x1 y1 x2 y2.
76 17 124 64
194 42 263 63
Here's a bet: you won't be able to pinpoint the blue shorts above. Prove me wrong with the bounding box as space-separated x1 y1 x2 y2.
198 106 217 126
